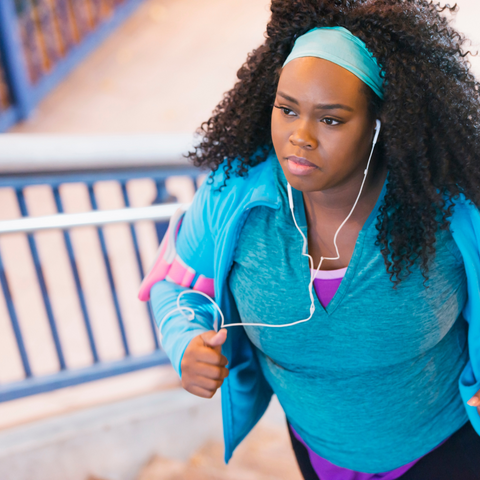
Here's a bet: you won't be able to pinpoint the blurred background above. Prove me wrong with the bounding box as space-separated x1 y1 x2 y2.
0 1 479 479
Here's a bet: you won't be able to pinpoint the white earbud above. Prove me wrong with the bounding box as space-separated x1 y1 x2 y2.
364 119 381 175
287 180 294 210
373 118 381 146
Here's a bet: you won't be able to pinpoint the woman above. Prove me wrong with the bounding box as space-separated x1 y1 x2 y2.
139 1 480 478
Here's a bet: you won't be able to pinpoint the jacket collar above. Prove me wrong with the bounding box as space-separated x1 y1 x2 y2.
243 151 282 209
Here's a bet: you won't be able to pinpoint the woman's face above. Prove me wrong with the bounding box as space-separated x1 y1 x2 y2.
271 57 377 193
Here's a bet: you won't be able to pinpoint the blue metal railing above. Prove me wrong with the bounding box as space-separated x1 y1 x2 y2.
0 161 200 402
0 0 146 132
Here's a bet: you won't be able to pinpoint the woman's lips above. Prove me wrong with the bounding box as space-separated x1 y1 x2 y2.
285 155 318 176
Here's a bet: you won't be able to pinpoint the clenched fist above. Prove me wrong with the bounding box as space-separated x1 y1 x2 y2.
180 329 229 398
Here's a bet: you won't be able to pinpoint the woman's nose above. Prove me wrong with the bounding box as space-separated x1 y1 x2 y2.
289 123 318 149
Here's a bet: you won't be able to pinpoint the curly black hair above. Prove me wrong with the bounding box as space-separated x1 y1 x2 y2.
187 0 480 284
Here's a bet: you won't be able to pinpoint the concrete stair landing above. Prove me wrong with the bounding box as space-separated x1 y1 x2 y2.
133 422 303 480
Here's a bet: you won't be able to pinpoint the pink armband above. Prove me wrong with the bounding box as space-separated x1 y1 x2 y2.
138 206 215 301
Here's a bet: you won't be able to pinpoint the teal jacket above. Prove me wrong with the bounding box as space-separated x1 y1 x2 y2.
139 153 480 462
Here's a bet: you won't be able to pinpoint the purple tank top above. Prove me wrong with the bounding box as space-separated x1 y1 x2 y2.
311 267 347 308
297 268 448 480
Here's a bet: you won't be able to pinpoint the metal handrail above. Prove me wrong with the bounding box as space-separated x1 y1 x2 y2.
0 134 195 173
0 202 183 234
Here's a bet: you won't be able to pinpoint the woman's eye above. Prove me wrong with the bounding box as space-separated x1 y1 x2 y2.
322 118 340 126
274 105 296 116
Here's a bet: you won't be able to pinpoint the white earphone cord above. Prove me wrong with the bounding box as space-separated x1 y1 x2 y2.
160 121 381 332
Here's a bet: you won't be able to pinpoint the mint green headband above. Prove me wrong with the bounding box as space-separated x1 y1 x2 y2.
283 27 384 99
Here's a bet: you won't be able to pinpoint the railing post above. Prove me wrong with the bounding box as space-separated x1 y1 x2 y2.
0 244 32 378
0 0 32 119
16 188 67 371
53 186 100 363
153 180 175 244
121 182 160 350
88 183 130 357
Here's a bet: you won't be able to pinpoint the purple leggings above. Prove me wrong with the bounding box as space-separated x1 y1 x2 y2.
288 421 480 480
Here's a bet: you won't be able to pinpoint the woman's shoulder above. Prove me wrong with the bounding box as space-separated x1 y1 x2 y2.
197 152 278 212
183 152 278 235
450 194 479 220
206 152 277 194
448 194 480 248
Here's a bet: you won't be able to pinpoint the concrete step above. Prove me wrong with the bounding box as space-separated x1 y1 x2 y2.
134 412 303 480
78 391 303 480
0 388 223 480
0 386 301 480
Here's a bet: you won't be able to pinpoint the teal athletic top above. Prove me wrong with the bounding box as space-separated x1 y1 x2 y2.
228 160 470 472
